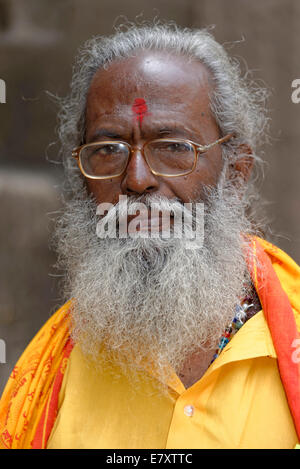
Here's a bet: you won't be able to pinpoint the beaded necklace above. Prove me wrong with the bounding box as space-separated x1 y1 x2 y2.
210 287 261 364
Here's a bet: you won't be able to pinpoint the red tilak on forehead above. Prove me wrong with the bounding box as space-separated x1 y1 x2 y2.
132 98 148 124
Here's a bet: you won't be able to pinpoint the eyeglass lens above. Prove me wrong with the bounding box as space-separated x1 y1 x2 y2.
80 140 196 178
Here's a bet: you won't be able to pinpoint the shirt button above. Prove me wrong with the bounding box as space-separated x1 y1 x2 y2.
183 405 194 417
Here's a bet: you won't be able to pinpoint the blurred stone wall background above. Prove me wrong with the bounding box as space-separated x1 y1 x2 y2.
0 0 299 392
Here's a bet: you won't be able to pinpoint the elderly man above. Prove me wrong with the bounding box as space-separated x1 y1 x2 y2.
1 24 300 450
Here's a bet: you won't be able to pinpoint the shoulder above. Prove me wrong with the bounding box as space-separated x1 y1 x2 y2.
0 300 73 449
255 237 300 328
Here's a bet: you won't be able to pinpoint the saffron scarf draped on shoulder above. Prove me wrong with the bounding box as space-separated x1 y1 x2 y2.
0 301 74 449
0 237 300 449
247 237 300 439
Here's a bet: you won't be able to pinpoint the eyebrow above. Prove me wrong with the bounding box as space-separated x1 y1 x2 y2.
158 127 189 137
89 129 124 142
156 126 204 142
88 125 203 142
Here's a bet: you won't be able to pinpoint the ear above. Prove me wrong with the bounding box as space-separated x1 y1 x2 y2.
227 143 254 185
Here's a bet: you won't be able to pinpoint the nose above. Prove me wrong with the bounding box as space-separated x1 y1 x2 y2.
121 148 159 196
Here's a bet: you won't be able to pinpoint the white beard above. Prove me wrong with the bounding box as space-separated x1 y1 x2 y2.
55 177 256 385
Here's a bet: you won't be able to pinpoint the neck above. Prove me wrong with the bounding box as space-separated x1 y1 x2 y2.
178 284 262 389
178 348 216 388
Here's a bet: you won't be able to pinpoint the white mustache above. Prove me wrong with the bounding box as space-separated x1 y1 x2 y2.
96 194 204 248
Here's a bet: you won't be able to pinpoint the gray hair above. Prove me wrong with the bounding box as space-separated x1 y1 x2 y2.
56 23 269 200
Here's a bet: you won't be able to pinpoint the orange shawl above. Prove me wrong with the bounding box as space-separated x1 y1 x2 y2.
0 301 73 449
0 237 300 449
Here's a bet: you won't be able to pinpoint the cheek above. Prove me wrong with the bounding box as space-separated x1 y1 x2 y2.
167 177 205 202
195 157 223 184
168 153 224 202
86 178 122 205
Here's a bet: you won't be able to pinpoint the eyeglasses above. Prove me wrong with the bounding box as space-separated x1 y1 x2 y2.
72 133 234 179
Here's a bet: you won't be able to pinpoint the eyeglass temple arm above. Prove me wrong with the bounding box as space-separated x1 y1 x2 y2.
196 132 235 152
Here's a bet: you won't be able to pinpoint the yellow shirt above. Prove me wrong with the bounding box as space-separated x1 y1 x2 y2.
47 310 298 449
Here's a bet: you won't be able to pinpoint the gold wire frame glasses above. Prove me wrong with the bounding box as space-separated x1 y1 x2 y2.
71 133 234 179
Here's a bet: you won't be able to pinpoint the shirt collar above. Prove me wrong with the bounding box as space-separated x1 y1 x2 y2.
162 310 277 395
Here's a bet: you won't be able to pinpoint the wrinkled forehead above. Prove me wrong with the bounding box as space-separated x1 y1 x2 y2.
86 51 214 117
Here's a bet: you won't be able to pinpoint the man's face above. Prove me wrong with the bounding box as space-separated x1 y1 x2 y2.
85 51 224 207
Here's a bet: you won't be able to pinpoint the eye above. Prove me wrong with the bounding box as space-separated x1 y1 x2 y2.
97 145 116 156
90 144 126 157
153 142 192 153
165 143 188 152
